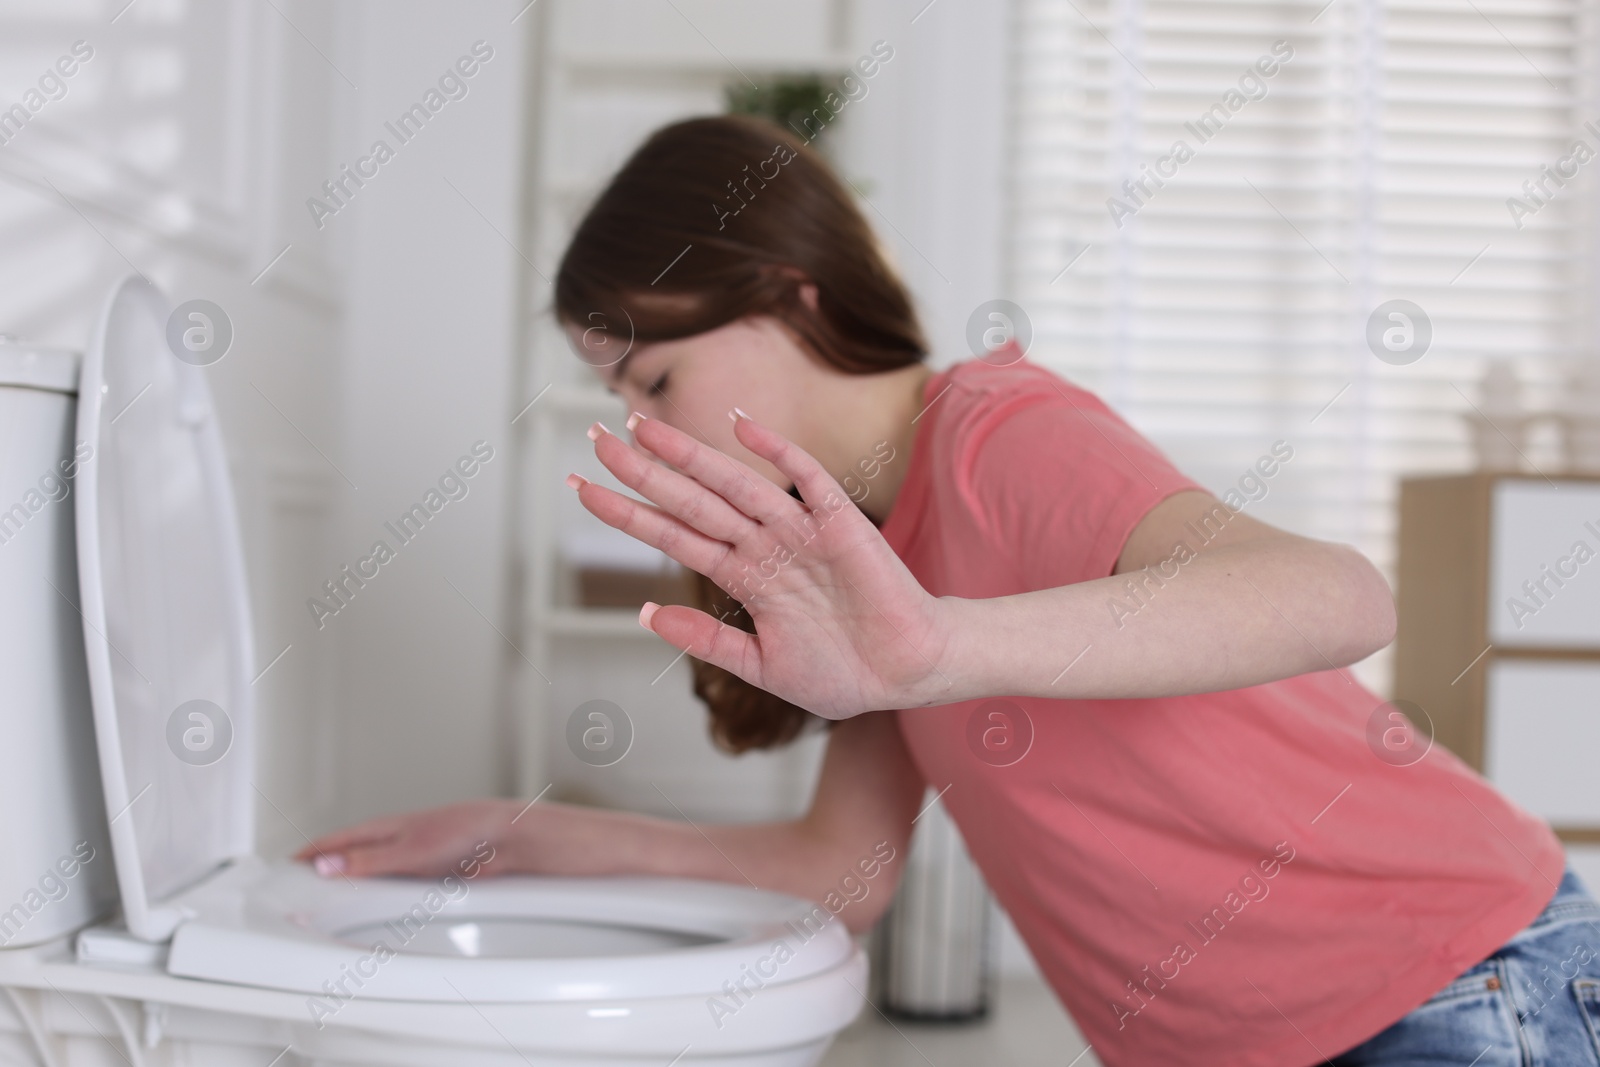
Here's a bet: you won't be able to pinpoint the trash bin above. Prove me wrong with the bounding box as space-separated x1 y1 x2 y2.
871 788 994 1020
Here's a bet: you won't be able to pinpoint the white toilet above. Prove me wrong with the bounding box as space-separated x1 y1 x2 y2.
0 277 866 1066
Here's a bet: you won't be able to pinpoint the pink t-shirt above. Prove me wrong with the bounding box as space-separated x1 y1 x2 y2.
877 353 1564 1067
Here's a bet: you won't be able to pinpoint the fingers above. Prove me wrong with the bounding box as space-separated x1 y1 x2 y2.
295 815 405 860
589 424 758 546
336 841 439 878
728 412 854 516
641 602 763 687
298 824 469 879
571 478 735 581
626 414 800 526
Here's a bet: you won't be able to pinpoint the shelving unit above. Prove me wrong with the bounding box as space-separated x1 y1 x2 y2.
506 0 862 820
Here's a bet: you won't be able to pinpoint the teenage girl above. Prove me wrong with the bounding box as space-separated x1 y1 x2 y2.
301 116 1600 1065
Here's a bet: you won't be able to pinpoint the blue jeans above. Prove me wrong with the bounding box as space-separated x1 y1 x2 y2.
1328 865 1600 1066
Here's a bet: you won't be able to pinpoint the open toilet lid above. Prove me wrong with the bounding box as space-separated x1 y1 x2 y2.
75 276 256 942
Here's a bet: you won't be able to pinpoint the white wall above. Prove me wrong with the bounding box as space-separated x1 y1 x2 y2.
0 0 532 853
0 0 348 857
843 0 1014 371
318 1 527 826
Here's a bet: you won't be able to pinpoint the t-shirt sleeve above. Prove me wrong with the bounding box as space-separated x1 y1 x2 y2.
958 385 1207 591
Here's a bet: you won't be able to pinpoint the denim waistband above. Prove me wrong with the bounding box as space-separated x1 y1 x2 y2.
1505 864 1600 945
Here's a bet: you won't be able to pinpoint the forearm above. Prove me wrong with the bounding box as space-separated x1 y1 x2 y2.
936 538 1396 703
501 801 884 924
500 715 920 934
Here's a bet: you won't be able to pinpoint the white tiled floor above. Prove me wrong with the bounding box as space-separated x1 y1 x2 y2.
820 978 1101 1067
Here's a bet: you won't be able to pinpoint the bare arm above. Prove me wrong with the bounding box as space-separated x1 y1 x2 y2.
936 489 1398 701
297 710 925 935
573 411 1396 719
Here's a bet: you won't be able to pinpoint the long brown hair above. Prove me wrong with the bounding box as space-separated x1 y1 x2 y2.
555 114 926 752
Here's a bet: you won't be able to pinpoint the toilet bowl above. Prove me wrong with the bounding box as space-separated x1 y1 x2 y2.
0 277 866 1066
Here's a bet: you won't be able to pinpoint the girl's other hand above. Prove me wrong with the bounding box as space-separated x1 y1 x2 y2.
294 799 524 879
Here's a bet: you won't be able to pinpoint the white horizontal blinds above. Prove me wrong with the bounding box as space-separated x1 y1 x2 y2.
1009 0 1585 691
1011 0 1370 536
1370 0 1579 462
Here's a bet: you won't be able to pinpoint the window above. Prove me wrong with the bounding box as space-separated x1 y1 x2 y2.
1008 0 1590 692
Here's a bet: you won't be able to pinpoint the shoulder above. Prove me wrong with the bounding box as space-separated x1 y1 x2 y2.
934 353 1102 420
927 353 1111 459
925 352 1203 530
924 353 1140 483
903 353 1204 587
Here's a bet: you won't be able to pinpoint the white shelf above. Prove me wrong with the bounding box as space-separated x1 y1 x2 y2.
542 384 626 418
512 0 858 804
555 52 857 76
541 607 659 639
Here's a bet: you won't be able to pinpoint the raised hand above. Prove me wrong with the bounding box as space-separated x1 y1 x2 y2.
568 410 963 719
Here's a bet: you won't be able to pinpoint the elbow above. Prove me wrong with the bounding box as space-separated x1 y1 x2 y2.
1331 544 1396 662
841 906 884 938
838 868 902 936
790 821 909 938
1371 588 1398 654
827 837 908 937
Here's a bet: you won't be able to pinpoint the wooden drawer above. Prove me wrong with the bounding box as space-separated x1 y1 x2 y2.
1485 659 1600 825
1488 481 1600 647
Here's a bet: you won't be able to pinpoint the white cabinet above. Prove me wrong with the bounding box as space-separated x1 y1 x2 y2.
1488 481 1600 647
1484 660 1600 825
1396 473 1600 847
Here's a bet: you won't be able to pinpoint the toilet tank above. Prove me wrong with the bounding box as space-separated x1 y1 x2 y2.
0 341 117 947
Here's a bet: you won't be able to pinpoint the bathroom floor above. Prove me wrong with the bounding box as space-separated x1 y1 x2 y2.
821 977 1100 1067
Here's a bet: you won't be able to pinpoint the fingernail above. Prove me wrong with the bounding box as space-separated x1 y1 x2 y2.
733 406 751 421
626 411 646 431
314 854 346 877
565 473 588 491
587 421 610 441
639 601 659 629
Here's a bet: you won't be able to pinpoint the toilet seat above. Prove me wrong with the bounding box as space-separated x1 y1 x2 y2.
164 857 855 1003
75 276 257 944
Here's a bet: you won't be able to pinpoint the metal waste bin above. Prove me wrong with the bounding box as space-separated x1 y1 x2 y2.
871 788 994 1020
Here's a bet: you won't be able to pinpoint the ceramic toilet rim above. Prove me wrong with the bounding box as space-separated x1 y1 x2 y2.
0 943 869 1056
161 858 858 1003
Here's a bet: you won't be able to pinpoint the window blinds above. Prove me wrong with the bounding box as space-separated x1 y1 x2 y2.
1007 0 1590 693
